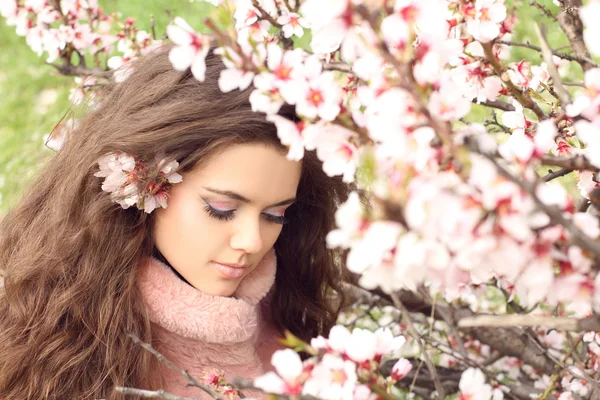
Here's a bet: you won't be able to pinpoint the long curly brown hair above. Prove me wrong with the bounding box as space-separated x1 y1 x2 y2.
0 46 352 399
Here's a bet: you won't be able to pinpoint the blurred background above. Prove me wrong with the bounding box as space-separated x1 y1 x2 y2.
0 0 572 215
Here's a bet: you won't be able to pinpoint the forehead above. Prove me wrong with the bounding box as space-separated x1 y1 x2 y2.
185 143 302 204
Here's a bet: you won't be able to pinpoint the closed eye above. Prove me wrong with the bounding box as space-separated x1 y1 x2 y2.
203 202 289 225
262 212 289 225
204 204 235 221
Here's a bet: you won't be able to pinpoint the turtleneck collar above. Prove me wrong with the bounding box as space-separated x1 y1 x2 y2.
137 249 277 343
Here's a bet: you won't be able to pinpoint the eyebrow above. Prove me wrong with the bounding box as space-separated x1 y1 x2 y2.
202 186 296 208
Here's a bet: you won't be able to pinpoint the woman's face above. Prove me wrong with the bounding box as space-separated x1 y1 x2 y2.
153 143 302 297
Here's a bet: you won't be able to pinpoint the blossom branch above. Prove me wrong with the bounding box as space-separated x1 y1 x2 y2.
252 1 281 27
471 144 600 258
482 42 545 120
379 358 463 396
126 333 228 400
359 286 557 375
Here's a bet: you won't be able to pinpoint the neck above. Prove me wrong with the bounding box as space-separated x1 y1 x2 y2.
152 247 193 288
137 249 277 342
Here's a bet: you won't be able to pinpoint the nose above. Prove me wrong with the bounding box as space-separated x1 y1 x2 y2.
230 217 263 255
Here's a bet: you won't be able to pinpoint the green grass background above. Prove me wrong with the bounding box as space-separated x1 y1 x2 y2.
0 0 576 215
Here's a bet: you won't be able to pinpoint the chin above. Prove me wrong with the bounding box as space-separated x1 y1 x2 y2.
194 281 239 297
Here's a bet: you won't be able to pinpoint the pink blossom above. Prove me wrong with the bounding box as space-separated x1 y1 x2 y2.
254 349 304 395
374 328 406 355
498 131 535 163
167 17 210 81
277 12 308 38
464 0 508 43
326 191 364 249
572 212 600 239
346 222 402 286
451 61 503 102
295 71 342 121
391 358 412 381
304 123 358 182
577 171 600 199
266 114 305 161
94 153 182 213
515 257 554 306
501 100 526 135
265 44 306 105
428 76 472 121
303 354 358 400
381 13 410 55
345 328 377 363
534 120 558 154
574 120 600 168
300 0 351 53
249 73 284 115
458 368 494 400
213 46 257 93
580 1 600 56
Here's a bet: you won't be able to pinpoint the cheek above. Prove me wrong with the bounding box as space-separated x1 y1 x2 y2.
154 190 228 254
261 223 284 250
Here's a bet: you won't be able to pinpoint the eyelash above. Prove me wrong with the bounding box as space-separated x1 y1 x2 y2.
203 204 289 225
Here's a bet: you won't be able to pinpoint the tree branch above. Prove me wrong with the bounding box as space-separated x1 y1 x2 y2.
542 167 573 182
495 39 600 68
457 313 600 332
556 0 594 71
540 154 599 171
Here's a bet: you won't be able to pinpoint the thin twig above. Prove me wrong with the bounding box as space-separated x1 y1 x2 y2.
115 387 200 400
390 292 446 399
151 15 157 40
542 167 573 182
477 99 517 112
251 0 282 28
530 0 557 20
46 61 110 77
534 23 571 105
496 39 600 68
127 332 227 400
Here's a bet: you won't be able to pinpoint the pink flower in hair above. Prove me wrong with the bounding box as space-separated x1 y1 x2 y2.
94 152 182 213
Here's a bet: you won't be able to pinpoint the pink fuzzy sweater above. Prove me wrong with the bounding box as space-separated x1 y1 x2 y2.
137 250 284 399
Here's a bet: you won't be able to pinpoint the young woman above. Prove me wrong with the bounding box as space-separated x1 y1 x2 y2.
0 46 352 399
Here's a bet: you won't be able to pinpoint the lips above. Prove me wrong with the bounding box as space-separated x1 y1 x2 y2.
211 261 248 279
